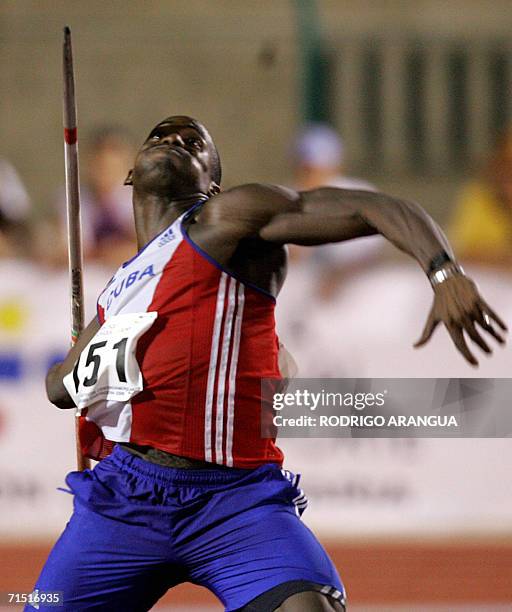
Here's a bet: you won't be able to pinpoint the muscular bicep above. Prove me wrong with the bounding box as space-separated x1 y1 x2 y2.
203 183 451 274
198 183 302 241
259 189 378 245
200 184 378 246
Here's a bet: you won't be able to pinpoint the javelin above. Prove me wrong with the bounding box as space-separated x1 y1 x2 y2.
63 26 90 471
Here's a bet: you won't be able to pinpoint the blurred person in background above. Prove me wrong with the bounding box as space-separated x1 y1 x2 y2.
292 122 373 193
48 125 137 268
449 128 512 271
0 158 32 259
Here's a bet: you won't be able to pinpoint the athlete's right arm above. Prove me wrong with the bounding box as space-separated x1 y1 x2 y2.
46 316 101 409
203 183 506 366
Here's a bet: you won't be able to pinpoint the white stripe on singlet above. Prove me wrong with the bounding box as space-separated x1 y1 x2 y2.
204 273 227 462
225 283 245 467
214 277 237 464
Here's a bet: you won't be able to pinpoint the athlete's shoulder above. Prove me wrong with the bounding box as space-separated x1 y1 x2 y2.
199 183 300 227
221 182 299 205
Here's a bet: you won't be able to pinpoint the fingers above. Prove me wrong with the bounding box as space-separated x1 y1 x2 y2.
447 323 478 366
446 307 505 366
462 317 491 354
412 290 506 365
414 308 439 347
475 310 506 345
480 300 508 332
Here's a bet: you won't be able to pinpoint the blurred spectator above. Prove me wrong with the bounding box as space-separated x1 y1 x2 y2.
449 129 512 270
48 126 136 268
289 122 384 300
0 158 32 258
292 122 374 193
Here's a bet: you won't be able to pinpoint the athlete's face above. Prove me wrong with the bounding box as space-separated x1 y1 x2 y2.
129 116 218 198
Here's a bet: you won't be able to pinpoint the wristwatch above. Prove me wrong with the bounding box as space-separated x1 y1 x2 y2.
427 252 465 287
429 263 465 287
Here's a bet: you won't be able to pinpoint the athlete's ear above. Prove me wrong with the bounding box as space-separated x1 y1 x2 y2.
124 169 134 186
208 182 220 196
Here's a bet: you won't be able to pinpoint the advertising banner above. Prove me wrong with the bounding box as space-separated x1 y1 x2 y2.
1 262 511 538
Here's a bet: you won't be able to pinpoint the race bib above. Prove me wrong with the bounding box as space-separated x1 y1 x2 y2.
63 312 157 411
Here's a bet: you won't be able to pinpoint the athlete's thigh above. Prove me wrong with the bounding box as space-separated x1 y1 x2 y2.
190 504 343 611
27 505 183 612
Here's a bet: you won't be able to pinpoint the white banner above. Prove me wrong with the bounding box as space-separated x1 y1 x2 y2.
281 437 512 537
0 261 109 538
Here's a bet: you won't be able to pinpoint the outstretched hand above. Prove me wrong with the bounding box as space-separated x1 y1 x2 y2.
414 274 508 366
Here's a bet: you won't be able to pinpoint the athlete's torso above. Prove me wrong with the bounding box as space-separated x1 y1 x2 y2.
89 203 284 468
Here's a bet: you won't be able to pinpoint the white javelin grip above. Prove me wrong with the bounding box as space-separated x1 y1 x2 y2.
63 312 158 410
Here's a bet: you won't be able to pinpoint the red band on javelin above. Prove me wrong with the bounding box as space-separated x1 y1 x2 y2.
64 127 77 144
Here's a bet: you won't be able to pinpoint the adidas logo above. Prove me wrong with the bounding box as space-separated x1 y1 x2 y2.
158 228 175 247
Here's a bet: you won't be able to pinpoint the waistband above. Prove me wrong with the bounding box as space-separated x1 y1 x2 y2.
120 442 231 469
109 444 276 486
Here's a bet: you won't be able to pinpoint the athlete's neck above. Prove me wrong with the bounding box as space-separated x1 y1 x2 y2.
133 191 207 249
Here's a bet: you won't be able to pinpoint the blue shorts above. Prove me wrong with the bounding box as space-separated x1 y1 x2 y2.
29 445 344 611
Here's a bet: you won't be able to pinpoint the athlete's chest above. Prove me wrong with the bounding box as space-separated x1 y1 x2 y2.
99 221 185 317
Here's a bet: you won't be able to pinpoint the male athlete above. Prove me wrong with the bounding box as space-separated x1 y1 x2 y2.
34 116 506 612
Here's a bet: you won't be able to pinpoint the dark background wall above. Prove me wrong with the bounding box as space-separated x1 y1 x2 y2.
1 1 511 219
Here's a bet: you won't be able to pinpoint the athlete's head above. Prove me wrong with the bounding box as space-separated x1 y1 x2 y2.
125 115 221 199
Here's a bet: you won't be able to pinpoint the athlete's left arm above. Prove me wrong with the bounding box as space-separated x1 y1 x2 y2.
208 183 507 366
46 316 102 409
